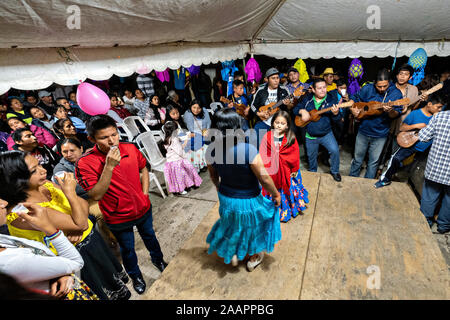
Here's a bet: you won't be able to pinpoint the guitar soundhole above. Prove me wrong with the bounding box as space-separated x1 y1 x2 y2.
363 105 369 112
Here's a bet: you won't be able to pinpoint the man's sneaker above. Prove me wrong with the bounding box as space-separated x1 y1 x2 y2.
374 179 391 189
179 190 188 195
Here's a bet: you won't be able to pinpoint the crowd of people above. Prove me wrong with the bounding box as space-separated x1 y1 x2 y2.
0 61 449 299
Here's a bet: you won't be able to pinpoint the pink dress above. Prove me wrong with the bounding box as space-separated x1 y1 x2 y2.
163 136 202 193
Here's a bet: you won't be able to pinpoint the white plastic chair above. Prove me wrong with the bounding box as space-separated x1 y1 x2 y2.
116 122 134 142
209 102 222 113
123 116 163 141
134 131 167 198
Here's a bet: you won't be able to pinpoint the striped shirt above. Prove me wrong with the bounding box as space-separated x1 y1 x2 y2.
133 97 150 119
418 110 450 186
136 75 155 97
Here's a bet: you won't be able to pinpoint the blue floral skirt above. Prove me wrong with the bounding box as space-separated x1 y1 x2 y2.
264 170 309 222
206 192 282 264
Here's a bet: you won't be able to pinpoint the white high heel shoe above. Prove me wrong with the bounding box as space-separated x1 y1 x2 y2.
246 252 264 272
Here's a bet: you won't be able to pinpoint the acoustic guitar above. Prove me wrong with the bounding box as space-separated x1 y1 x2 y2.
397 131 419 148
295 101 354 127
353 98 410 120
220 96 250 120
259 86 306 118
403 82 444 110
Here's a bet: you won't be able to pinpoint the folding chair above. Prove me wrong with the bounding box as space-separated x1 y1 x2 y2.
209 102 223 113
116 122 134 142
123 116 163 141
134 131 167 198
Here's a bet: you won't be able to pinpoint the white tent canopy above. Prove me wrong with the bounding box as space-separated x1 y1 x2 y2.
0 0 448 94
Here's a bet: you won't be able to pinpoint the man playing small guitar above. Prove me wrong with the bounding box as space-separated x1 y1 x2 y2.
251 67 290 144
293 78 343 182
375 93 444 188
223 79 251 130
349 68 404 179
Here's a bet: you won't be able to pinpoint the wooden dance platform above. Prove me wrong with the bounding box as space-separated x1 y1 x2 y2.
144 172 449 300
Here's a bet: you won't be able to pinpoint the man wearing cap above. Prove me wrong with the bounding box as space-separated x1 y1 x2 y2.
320 68 337 92
250 67 290 145
37 90 57 115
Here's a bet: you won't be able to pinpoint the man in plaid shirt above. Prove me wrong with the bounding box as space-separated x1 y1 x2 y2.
418 109 450 233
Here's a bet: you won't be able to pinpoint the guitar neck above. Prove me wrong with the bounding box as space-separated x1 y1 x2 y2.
424 82 443 96
316 102 353 115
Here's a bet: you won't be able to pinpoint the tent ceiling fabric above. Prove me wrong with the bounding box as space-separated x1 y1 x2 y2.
0 42 248 95
0 0 278 48
0 0 448 93
258 0 450 42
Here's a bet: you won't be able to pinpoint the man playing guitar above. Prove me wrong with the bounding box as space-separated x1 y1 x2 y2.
250 67 290 145
349 68 404 179
225 79 251 131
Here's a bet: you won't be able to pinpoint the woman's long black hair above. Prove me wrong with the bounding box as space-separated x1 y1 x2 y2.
157 121 179 157
188 99 205 119
0 151 30 208
165 104 187 129
149 94 162 123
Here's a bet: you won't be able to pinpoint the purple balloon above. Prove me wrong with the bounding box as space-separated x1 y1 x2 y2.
76 82 110 116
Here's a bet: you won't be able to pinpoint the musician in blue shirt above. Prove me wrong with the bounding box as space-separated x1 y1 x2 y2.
375 94 444 188
226 80 251 131
349 68 403 179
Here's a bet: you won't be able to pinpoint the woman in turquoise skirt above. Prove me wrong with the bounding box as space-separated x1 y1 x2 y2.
205 108 281 271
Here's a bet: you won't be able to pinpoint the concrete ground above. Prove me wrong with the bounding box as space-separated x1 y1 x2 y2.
109 143 449 300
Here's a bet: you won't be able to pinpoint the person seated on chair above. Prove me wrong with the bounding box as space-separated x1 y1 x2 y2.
293 78 343 182
226 80 251 131
6 117 57 150
56 97 90 123
11 127 59 180
53 105 86 134
143 95 164 130
53 118 94 154
375 93 444 188
75 114 168 295
182 100 211 172
107 94 132 123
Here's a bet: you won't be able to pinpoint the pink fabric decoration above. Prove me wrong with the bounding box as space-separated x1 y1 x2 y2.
155 69 170 83
244 57 262 83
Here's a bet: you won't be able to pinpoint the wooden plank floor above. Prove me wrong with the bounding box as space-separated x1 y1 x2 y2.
144 172 449 300
143 171 320 299
300 174 449 300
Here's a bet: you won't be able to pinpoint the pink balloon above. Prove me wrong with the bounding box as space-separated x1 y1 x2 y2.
76 82 110 116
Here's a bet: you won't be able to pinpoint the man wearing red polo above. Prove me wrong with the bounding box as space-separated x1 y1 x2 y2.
76 114 167 295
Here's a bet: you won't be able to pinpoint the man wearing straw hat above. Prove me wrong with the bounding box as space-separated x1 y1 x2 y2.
320 67 337 92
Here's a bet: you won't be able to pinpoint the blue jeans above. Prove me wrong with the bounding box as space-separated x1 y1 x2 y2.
305 131 340 174
109 207 164 278
380 147 416 182
420 179 450 232
350 132 387 179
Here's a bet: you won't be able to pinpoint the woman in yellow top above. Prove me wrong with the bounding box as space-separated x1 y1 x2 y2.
0 151 130 300
6 97 33 124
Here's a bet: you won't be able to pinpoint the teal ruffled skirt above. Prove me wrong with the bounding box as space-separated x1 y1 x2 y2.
206 192 282 264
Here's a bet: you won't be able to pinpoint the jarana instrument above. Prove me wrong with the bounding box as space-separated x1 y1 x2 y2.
295 101 354 127
397 131 419 148
259 86 306 118
220 96 250 120
354 98 410 120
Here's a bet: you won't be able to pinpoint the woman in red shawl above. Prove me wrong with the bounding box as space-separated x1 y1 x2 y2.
260 111 309 222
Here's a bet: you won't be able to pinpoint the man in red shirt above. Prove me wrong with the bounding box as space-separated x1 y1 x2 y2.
75 114 167 295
